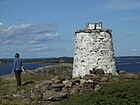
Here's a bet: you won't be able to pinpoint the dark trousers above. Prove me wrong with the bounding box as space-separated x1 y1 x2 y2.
14 71 22 86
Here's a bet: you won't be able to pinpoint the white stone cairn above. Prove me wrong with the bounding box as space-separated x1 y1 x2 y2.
73 22 118 78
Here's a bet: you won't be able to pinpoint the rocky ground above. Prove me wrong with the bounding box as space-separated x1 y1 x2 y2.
0 63 139 105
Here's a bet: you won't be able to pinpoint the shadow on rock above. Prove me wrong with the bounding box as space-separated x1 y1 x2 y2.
22 81 34 86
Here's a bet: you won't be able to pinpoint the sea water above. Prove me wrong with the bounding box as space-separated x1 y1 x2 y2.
115 57 140 72
0 57 140 76
0 63 49 76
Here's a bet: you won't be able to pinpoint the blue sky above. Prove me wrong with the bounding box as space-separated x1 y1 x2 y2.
0 0 140 58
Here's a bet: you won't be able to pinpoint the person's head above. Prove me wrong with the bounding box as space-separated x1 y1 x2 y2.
15 53 20 58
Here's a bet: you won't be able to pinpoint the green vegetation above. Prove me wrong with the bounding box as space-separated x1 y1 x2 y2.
0 63 140 105
0 76 15 96
43 57 73 64
0 75 37 105
0 63 73 105
57 80 140 105
21 57 73 64
0 77 5 85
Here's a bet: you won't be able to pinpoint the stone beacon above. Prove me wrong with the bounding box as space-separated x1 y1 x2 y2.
73 22 118 78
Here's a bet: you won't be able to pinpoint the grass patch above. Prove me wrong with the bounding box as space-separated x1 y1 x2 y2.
57 79 140 105
0 76 16 96
0 77 6 85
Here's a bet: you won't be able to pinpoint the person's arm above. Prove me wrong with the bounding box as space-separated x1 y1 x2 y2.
21 60 23 66
12 59 16 73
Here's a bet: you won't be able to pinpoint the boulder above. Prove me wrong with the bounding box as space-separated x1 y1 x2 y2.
100 77 109 82
118 70 126 74
83 74 96 80
40 84 51 93
62 80 73 88
71 78 80 84
86 79 94 83
51 83 65 88
51 77 61 84
81 82 95 92
43 90 69 101
70 86 80 94
104 73 112 76
94 85 101 91
80 79 86 85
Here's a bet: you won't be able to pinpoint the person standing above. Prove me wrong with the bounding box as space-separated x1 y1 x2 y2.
12 53 23 86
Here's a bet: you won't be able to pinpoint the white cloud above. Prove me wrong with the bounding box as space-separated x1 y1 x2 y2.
131 49 140 52
131 49 136 52
0 22 56 36
0 22 60 45
35 33 59 41
30 33 60 44
0 22 3 25
0 22 63 58
28 46 49 52
3 40 11 44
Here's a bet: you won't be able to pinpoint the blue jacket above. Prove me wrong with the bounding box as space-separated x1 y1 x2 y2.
13 58 22 71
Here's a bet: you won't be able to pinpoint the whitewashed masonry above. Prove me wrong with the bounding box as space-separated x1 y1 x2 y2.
73 22 118 77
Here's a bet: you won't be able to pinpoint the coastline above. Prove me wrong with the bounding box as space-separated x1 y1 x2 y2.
0 63 139 105
0 61 8 66
0 56 140 76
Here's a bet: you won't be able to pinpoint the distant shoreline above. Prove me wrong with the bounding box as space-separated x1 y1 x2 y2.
0 57 73 65
0 61 8 66
1 56 140 66
1 57 140 66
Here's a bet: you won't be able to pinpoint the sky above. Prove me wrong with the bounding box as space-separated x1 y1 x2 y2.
0 0 140 58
